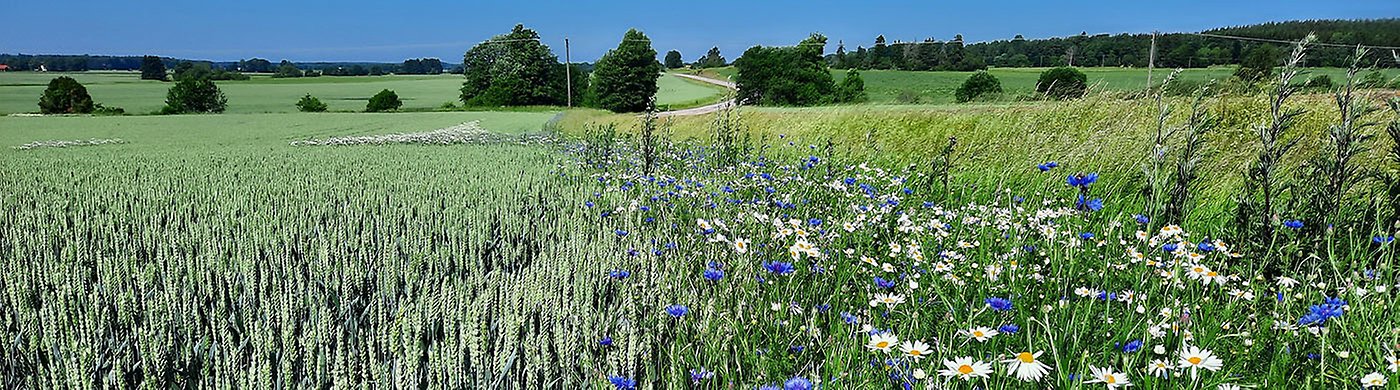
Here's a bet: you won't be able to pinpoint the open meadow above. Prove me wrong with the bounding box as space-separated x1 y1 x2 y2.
4 14 1400 389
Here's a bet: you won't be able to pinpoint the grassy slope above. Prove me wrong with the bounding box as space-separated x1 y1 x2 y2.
0 72 467 115
692 66 1400 104
654 72 730 110
559 91 1396 224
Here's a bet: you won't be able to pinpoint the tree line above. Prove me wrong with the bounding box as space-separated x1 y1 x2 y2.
833 18 1400 71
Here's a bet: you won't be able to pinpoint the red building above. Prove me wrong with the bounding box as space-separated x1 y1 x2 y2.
0 64 9 71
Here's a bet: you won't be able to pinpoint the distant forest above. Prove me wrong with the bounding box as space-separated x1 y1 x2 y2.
0 55 458 75
829 19 1400 71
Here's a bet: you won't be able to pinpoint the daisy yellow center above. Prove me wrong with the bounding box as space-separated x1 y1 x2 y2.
1017 352 1035 363
958 365 973 375
973 331 984 337
1193 267 1204 273
909 350 922 356
1104 374 1116 384
1188 357 1202 365
875 341 889 348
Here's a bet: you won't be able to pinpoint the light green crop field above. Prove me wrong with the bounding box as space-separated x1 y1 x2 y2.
654 72 729 109
0 71 735 115
0 72 468 114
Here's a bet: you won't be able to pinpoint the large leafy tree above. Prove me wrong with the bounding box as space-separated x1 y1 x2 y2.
162 76 227 114
140 56 167 81
590 29 663 113
38 76 95 114
663 50 684 69
734 34 838 106
459 24 568 107
695 47 726 68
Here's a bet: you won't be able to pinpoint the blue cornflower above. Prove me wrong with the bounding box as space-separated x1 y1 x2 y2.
607 376 636 390
665 304 689 318
985 297 1014 312
840 312 859 324
999 324 1020 334
874 276 897 289
759 385 780 390
1075 195 1104 212
1298 298 1345 326
1066 172 1098 188
689 368 714 384
615 229 629 237
608 270 630 279
1037 162 1059 172
1134 214 1150 224
764 261 796 275
1284 220 1304 229
809 218 822 226
815 303 831 313
784 377 814 390
1375 236 1395 244
703 267 724 282
1122 339 1143 353
1079 232 1095 240
789 345 805 354
584 201 595 208
599 336 613 346
1162 243 1179 253
1197 241 1216 252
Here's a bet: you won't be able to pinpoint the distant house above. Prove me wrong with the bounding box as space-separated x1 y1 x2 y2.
0 64 9 71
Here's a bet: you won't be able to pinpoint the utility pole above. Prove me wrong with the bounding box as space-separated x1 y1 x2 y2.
1146 31 1157 91
565 37 572 108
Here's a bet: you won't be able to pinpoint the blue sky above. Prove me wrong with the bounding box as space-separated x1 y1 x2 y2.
3 0 1396 63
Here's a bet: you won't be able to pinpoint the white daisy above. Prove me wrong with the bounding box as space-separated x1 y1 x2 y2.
963 326 999 342
1084 366 1131 389
899 340 932 360
866 333 898 352
1147 359 1172 378
938 356 992 381
1177 345 1224 380
1002 350 1051 382
1362 372 1387 388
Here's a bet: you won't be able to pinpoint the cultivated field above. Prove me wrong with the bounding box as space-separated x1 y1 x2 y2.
3 58 1400 389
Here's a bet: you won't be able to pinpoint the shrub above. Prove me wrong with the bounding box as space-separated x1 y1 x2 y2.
955 71 1003 103
1234 45 1279 83
836 69 867 103
140 55 167 81
1036 67 1088 100
296 94 327 112
38 76 95 114
162 77 227 114
1302 74 1333 89
93 104 125 116
366 89 402 112
1359 71 1386 88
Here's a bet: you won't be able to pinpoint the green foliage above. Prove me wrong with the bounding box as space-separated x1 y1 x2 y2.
695 46 726 68
663 50 684 69
366 89 402 112
954 70 1003 103
140 55 167 81
274 60 303 78
162 77 227 114
38 76 95 114
1035 67 1088 100
835 69 867 103
1302 74 1333 89
1235 45 1280 82
296 94 327 112
734 34 836 106
92 103 125 116
460 24 568 107
173 61 249 81
590 29 663 113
